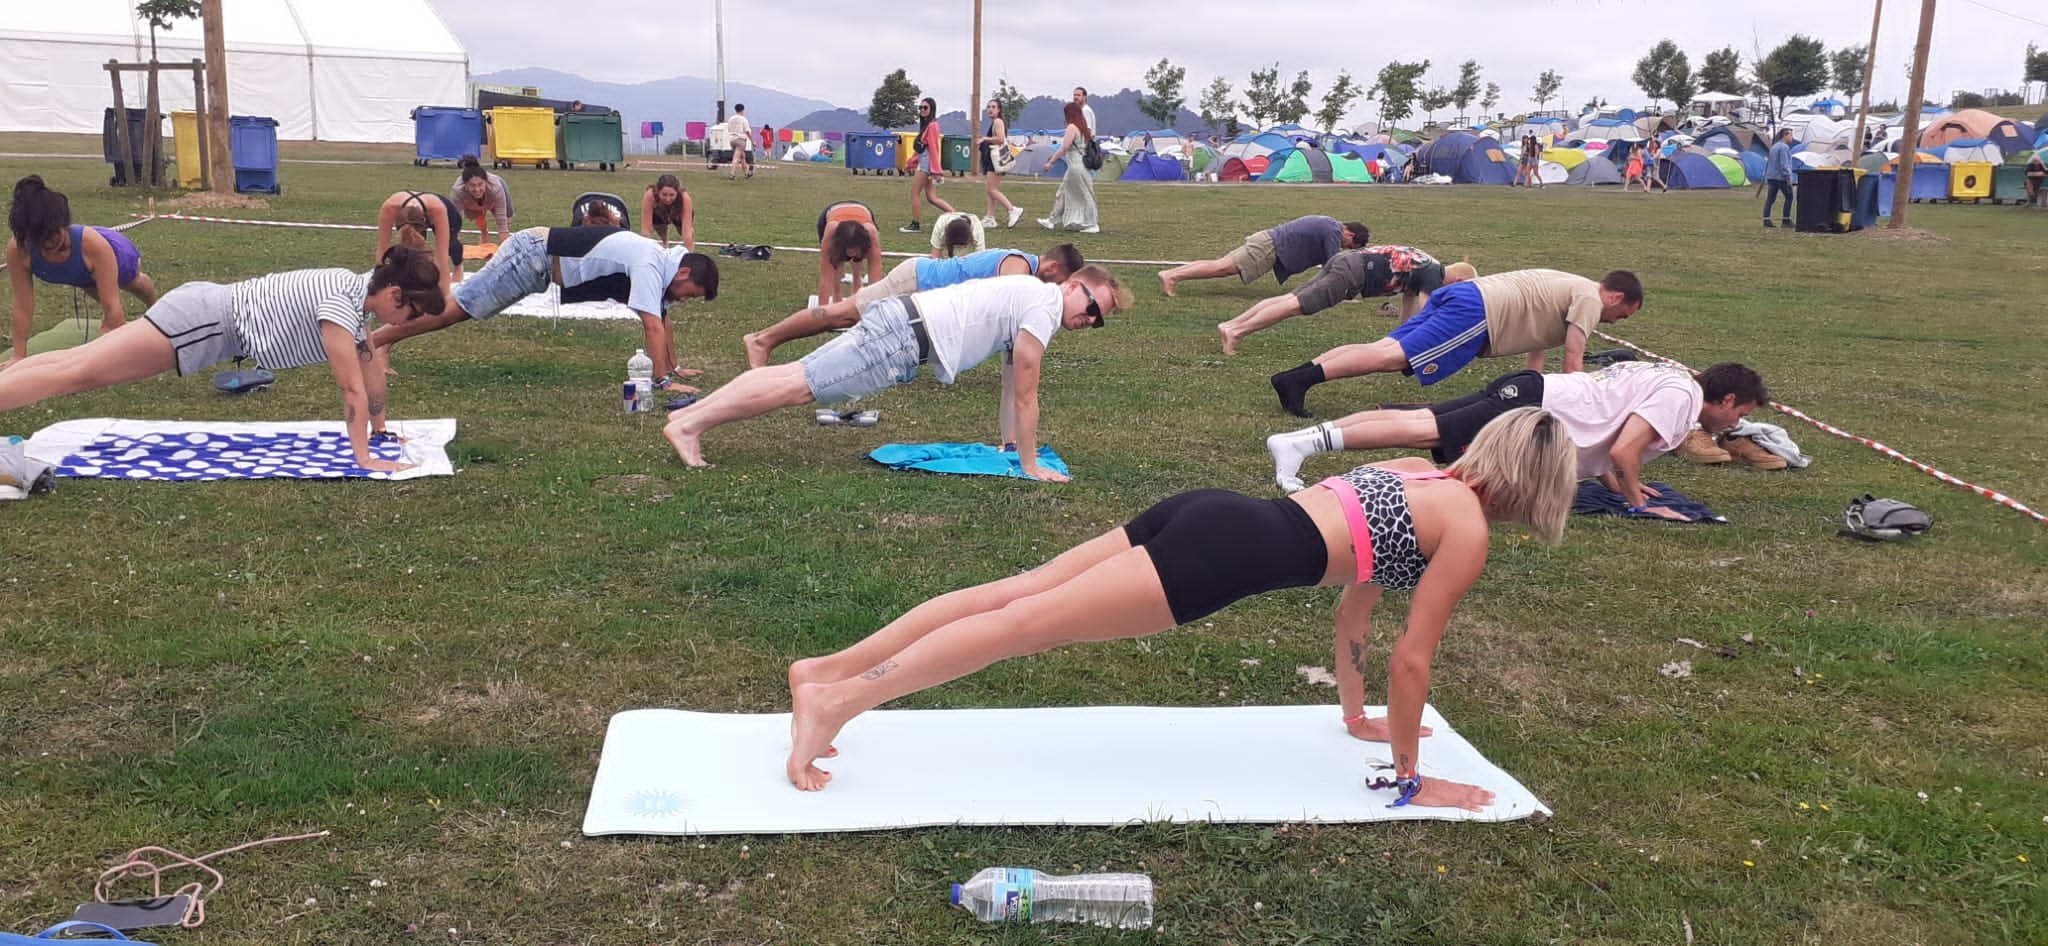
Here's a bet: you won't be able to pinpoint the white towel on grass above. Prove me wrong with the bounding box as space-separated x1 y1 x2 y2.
498 284 639 321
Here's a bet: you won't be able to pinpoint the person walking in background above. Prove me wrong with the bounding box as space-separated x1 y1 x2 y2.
1763 129 1795 227
901 98 956 233
639 174 694 251
1074 87 1096 144
977 99 1024 229
451 157 513 246
726 105 755 180
1038 102 1099 234
760 123 775 158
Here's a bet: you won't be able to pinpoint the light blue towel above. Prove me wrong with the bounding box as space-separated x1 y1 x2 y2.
868 442 1071 479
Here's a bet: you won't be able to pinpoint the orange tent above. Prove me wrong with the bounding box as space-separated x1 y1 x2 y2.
1918 108 2028 152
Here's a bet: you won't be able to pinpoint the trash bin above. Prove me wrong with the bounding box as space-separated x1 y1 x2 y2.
1948 162 1993 202
229 115 280 195
1876 171 1895 213
171 110 202 188
845 133 895 174
893 131 918 175
1908 162 1949 202
1991 164 2031 204
708 125 732 167
941 134 973 176
557 112 623 171
488 106 557 169
413 106 482 166
1849 169 1880 229
1794 167 1853 233
101 107 154 186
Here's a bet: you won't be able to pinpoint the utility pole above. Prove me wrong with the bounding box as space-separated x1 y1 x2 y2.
1889 0 1936 228
201 0 232 195
1849 0 1883 163
713 0 726 122
971 0 982 138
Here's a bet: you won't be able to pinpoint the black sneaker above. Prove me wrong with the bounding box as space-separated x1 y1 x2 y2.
1762 220 1775 228
899 221 922 233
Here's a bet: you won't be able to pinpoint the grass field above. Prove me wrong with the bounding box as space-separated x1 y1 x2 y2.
2 133 2046 945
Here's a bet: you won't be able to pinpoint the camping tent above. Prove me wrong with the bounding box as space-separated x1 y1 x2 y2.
1564 154 1622 185
1941 138 2003 165
1120 151 1186 182
1739 152 1767 181
1415 132 1514 184
0 0 468 142
1536 161 1568 185
1541 147 1588 169
1218 132 1292 164
1119 129 1185 155
1705 153 1747 186
1257 148 1372 183
1580 118 1635 142
1660 152 1731 189
1919 109 2029 155
1219 156 1266 181
1694 123 1768 156
782 139 830 161
1010 143 1066 178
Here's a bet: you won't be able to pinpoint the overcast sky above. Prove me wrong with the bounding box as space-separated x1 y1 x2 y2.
428 0 2047 124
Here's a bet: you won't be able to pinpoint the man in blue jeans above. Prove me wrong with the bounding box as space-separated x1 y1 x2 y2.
1763 129 1796 228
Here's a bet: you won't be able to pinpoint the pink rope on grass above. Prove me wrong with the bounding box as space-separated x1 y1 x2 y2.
1592 329 2046 524
94 830 329 928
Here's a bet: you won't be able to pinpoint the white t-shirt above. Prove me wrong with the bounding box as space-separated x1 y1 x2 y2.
551 229 682 316
1539 361 1703 477
727 114 752 152
912 275 1062 383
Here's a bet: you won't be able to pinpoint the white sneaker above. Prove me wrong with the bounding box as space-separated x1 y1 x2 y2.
1079 225 1100 234
1037 218 1054 229
1007 206 1025 228
981 215 999 229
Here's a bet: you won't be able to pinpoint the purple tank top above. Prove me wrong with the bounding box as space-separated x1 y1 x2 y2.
28 225 141 290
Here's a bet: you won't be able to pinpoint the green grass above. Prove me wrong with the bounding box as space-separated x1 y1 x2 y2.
3 137 2046 945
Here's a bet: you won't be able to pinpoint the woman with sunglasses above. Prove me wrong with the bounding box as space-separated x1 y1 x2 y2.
666 268 1130 474
899 98 957 233
816 200 883 306
781 407 1576 810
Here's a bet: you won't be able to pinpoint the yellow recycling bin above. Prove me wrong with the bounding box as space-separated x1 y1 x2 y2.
171 110 202 189
1948 162 1993 202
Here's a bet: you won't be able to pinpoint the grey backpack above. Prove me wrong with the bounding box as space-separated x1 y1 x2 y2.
1839 495 1932 541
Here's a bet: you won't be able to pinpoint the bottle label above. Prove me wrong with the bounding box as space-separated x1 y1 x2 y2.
993 869 1034 921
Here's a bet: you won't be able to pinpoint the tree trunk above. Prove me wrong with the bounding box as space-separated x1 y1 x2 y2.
1890 0 1937 228
202 0 233 194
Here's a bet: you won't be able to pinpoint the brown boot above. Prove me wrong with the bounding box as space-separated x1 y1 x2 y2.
1721 435 1788 471
1676 429 1732 464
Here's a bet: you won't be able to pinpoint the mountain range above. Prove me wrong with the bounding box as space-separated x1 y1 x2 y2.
474 68 1218 147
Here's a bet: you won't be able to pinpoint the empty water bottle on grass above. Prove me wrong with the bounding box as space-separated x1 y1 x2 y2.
951 867 1153 929
624 348 654 414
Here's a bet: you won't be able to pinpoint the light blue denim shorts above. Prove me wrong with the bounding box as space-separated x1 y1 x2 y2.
799 297 923 404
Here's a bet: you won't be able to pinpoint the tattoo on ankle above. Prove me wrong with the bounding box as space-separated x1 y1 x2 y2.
858 660 898 681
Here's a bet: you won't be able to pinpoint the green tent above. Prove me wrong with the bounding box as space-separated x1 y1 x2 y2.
1857 152 1889 173
1261 147 1374 183
1707 153 1747 186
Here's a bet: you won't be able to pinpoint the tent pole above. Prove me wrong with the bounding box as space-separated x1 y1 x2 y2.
1889 0 1936 228
1849 0 1883 164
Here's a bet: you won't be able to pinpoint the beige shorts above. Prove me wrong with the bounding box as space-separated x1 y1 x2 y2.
851 258 922 308
1225 230 1278 283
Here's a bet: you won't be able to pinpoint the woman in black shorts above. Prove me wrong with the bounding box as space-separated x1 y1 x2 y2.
976 99 1024 230
375 190 462 287
815 201 882 305
781 408 1575 810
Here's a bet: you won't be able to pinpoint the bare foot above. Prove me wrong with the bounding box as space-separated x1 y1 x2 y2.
663 419 709 468
1217 322 1241 355
742 332 774 369
1157 270 1177 298
786 659 838 757
786 682 848 791
672 368 703 379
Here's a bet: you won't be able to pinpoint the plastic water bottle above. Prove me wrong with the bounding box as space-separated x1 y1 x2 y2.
950 868 1153 929
625 348 654 414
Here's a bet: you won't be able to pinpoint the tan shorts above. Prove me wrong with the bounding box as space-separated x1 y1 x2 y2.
1225 230 1278 283
851 258 922 308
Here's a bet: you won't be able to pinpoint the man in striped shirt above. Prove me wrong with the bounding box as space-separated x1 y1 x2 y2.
372 227 719 390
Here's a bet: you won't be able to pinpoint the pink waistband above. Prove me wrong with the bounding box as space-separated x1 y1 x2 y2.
1317 477 1374 585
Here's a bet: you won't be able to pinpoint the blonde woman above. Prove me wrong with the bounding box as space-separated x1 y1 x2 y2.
783 407 1576 811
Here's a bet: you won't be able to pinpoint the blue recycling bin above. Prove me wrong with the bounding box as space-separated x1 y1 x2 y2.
229 115 280 194
844 132 896 174
1907 162 1948 202
412 106 482 165
1850 171 1881 228
1875 172 1895 216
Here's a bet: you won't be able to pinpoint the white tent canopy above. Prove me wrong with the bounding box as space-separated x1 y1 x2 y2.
0 0 467 143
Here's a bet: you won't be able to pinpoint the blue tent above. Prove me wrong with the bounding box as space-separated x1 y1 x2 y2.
1660 152 1731 189
1738 152 1766 182
1416 132 1515 184
1219 132 1292 162
1332 141 1394 165
1580 118 1635 141
1119 152 1186 182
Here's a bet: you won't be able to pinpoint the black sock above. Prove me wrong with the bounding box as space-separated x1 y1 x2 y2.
1271 362 1325 418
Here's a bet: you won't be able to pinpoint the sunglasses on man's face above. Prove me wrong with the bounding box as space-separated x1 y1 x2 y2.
1078 283 1105 327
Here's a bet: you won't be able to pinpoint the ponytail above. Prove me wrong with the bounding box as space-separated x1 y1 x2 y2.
371 246 447 317
7 174 71 247
395 203 429 251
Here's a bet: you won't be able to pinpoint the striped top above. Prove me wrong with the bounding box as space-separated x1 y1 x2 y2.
228 268 370 371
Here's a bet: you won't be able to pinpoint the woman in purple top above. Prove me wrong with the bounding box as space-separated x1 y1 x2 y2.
5 176 158 365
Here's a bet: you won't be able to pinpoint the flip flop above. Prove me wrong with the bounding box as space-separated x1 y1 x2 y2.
664 396 700 412
211 368 277 394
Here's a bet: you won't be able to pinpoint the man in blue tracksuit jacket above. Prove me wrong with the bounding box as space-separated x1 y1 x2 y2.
1763 129 1796 228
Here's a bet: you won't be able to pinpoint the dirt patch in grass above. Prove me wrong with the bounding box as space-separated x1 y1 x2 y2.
1856 226 1948 243
155 192 271 211
1449 617 1563 718
878 512 948 530
593 473 673 502
410 680 605 736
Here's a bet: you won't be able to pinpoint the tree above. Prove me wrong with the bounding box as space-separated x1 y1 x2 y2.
1418 87 1453 125
1242 64 1282 129
1583 95 1608 112
134 0 200 187
1532 69 1563 113
1451 60 1483 118
867 69 919 130
2024 43 2048 89
1370 60 1431 127
1633 39 1683 109
1198 76 1239 137
991 78 1027 126
137 0 199 60
1275 70 1314 125
1314 71 1363 133
1951 91 1987 109
1480 82 1500 116
1757 35 1829 121
1666 55 1695 112
1699 47 1743 94
1831 45 1867 98
1137 58 1187 128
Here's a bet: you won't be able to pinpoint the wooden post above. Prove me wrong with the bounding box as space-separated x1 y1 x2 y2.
144 59 164 187
1849 0 1883 164
191 60 210 191
107 62 134 186
971 0 982 144
202 0 233 194
1889 0 1937 228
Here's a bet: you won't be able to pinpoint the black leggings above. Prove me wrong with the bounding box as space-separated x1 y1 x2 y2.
1123 490 1329 625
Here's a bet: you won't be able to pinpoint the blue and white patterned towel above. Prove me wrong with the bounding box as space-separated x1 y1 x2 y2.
24 418 457 482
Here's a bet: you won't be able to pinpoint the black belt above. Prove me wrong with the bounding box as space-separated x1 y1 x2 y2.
899 294 932 365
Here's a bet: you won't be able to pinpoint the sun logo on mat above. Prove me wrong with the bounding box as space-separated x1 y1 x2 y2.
626 790 685 817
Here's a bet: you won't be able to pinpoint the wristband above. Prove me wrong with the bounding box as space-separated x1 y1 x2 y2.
1342 713 1368 725
1365 772 1424 808
1627 504 1648 514
369 430 398 445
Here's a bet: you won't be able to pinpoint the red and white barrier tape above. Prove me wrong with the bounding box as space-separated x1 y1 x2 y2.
1593 329 2045 524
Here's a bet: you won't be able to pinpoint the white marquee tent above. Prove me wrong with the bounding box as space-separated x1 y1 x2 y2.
0 0 467 143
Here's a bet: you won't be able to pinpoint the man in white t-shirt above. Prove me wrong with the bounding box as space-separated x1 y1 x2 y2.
1263 361 1768 516
726 105 754 179
664 267 1132 478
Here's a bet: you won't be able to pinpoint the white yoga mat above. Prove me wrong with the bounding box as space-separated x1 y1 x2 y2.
583 704 1549 836
498 285 639 321
25 418 458 481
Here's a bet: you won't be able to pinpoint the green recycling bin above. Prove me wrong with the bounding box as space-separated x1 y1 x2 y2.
1991 164 2031 204
556 112 623 171
941 134 974 176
